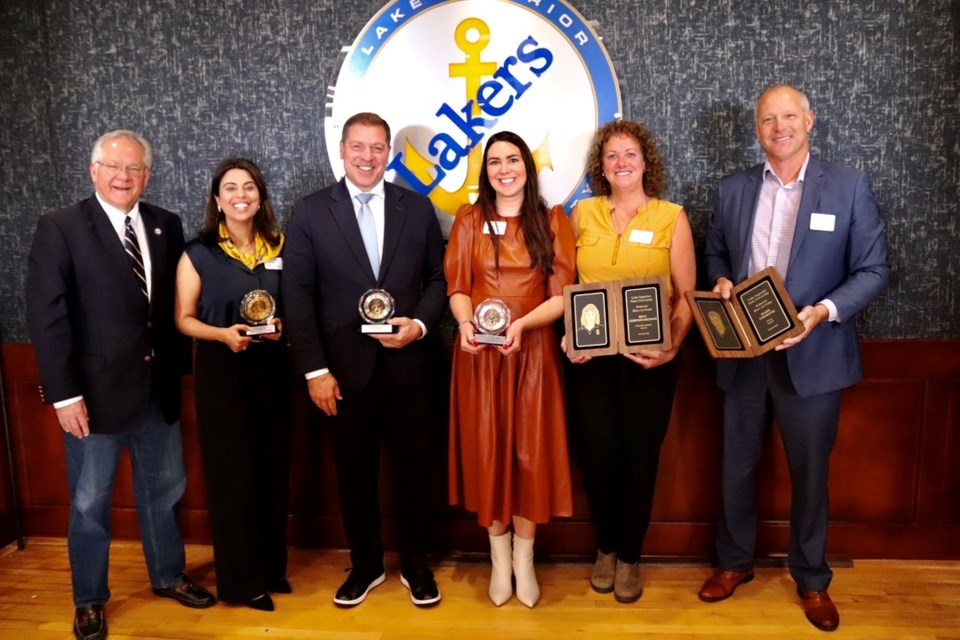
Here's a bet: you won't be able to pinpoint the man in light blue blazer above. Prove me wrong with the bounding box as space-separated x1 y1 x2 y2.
699 85 890 632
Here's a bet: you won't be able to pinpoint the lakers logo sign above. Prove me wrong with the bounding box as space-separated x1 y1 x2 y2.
324 0 621 219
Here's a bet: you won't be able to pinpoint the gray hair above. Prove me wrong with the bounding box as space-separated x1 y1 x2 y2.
90 130 153 168
756 83 811 114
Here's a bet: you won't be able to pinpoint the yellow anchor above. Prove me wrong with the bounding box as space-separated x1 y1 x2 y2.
396 18 552 217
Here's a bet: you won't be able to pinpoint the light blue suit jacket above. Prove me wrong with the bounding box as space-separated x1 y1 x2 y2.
704 155 890 397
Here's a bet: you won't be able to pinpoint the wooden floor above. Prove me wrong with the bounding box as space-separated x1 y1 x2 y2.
0 538 958 639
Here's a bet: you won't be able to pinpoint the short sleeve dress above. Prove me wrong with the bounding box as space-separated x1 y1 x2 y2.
446 204 576 527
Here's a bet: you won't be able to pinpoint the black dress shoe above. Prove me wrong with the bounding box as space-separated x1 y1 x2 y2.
74 605 107 640
245 593 275 611
400 567 441 607
333 569 386 607
266 577 292 594
152 574 217 608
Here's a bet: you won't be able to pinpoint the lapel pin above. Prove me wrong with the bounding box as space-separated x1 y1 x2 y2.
154 228 162 235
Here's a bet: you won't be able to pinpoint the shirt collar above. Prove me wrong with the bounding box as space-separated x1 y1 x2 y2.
344 178 385 203
763 152 810 187
95 191 141 225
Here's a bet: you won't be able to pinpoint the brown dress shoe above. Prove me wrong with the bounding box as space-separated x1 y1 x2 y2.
73 604 107 640
698 569 755 602
798 588 840 632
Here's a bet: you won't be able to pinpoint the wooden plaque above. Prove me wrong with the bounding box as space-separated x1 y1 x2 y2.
685 267 804 359
564 276 672 358
564 282 618 357
616 277 672 354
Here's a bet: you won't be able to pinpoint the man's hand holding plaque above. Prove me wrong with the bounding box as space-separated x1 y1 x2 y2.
473 298 511 346
239 289 278 336
359 289 399 334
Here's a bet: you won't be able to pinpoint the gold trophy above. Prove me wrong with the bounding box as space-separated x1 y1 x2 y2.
473 298 510 346
359 289 398 334
239 289 278 336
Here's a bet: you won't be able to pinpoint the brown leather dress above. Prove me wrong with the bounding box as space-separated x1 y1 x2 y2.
446 205 575 527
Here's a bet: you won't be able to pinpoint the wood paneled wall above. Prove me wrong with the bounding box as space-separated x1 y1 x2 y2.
3 340 958 559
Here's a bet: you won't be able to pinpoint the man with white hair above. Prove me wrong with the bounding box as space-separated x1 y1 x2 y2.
27 130 216 640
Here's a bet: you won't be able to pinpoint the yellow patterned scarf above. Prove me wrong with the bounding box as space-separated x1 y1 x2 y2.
218 222 283 269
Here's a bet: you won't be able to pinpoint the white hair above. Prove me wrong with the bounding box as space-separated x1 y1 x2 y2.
90 130 153 168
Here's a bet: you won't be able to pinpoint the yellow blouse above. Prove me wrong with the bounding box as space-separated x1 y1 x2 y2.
573 196 682 297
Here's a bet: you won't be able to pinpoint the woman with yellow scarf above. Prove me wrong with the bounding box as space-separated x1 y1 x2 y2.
175 157 290 611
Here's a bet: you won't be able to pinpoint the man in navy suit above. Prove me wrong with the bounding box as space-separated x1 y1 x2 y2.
26 130 215 640
282 112 446 608
699 85 889 632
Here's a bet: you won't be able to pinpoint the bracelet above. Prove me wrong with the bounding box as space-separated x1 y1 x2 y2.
458 319 474 331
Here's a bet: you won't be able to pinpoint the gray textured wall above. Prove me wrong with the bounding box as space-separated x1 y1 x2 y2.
1 0 956 342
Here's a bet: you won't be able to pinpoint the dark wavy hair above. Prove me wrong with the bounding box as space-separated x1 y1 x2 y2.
475 131 555 274
199 157 281 247
586 120 667 198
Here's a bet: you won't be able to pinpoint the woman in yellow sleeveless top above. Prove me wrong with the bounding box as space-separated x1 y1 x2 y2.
565 120 696 603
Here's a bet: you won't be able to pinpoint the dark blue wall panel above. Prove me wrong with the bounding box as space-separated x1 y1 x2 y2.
1 0 956 341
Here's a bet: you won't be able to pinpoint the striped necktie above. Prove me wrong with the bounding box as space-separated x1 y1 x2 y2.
123 216 149 304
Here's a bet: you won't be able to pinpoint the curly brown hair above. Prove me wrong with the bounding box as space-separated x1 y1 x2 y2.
586 120 667 198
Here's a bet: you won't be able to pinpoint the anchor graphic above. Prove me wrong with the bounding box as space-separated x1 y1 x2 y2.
395 18 553 217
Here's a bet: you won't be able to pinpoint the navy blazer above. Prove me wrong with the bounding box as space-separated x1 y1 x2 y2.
282 179 447 391
26 196 190 433
704 155 890 397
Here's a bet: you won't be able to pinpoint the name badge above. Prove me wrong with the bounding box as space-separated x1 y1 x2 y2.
263 257 283 270
810 213 836 232
483 221 507 235
628 229 654 244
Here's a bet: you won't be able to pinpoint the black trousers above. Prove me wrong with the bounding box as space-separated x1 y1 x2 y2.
325 350 436 575
567 356 680 563
195 340 291 602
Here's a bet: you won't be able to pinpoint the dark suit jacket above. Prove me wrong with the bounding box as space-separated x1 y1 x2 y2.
26 196 190 434
282 179 447 391
704 155 890 397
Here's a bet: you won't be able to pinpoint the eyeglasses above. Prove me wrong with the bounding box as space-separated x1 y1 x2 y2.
96 161 147 177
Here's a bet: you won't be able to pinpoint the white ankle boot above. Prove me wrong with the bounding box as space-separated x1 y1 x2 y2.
512 534 540 607
488 532 513 606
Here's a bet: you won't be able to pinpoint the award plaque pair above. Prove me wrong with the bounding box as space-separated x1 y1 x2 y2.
561 268 803 360
563 276 672 358
685 266 803 358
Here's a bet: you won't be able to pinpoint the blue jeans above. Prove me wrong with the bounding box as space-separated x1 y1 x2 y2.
63 397 187 606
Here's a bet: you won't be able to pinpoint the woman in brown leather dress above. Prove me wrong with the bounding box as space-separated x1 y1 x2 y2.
445 131 576 608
